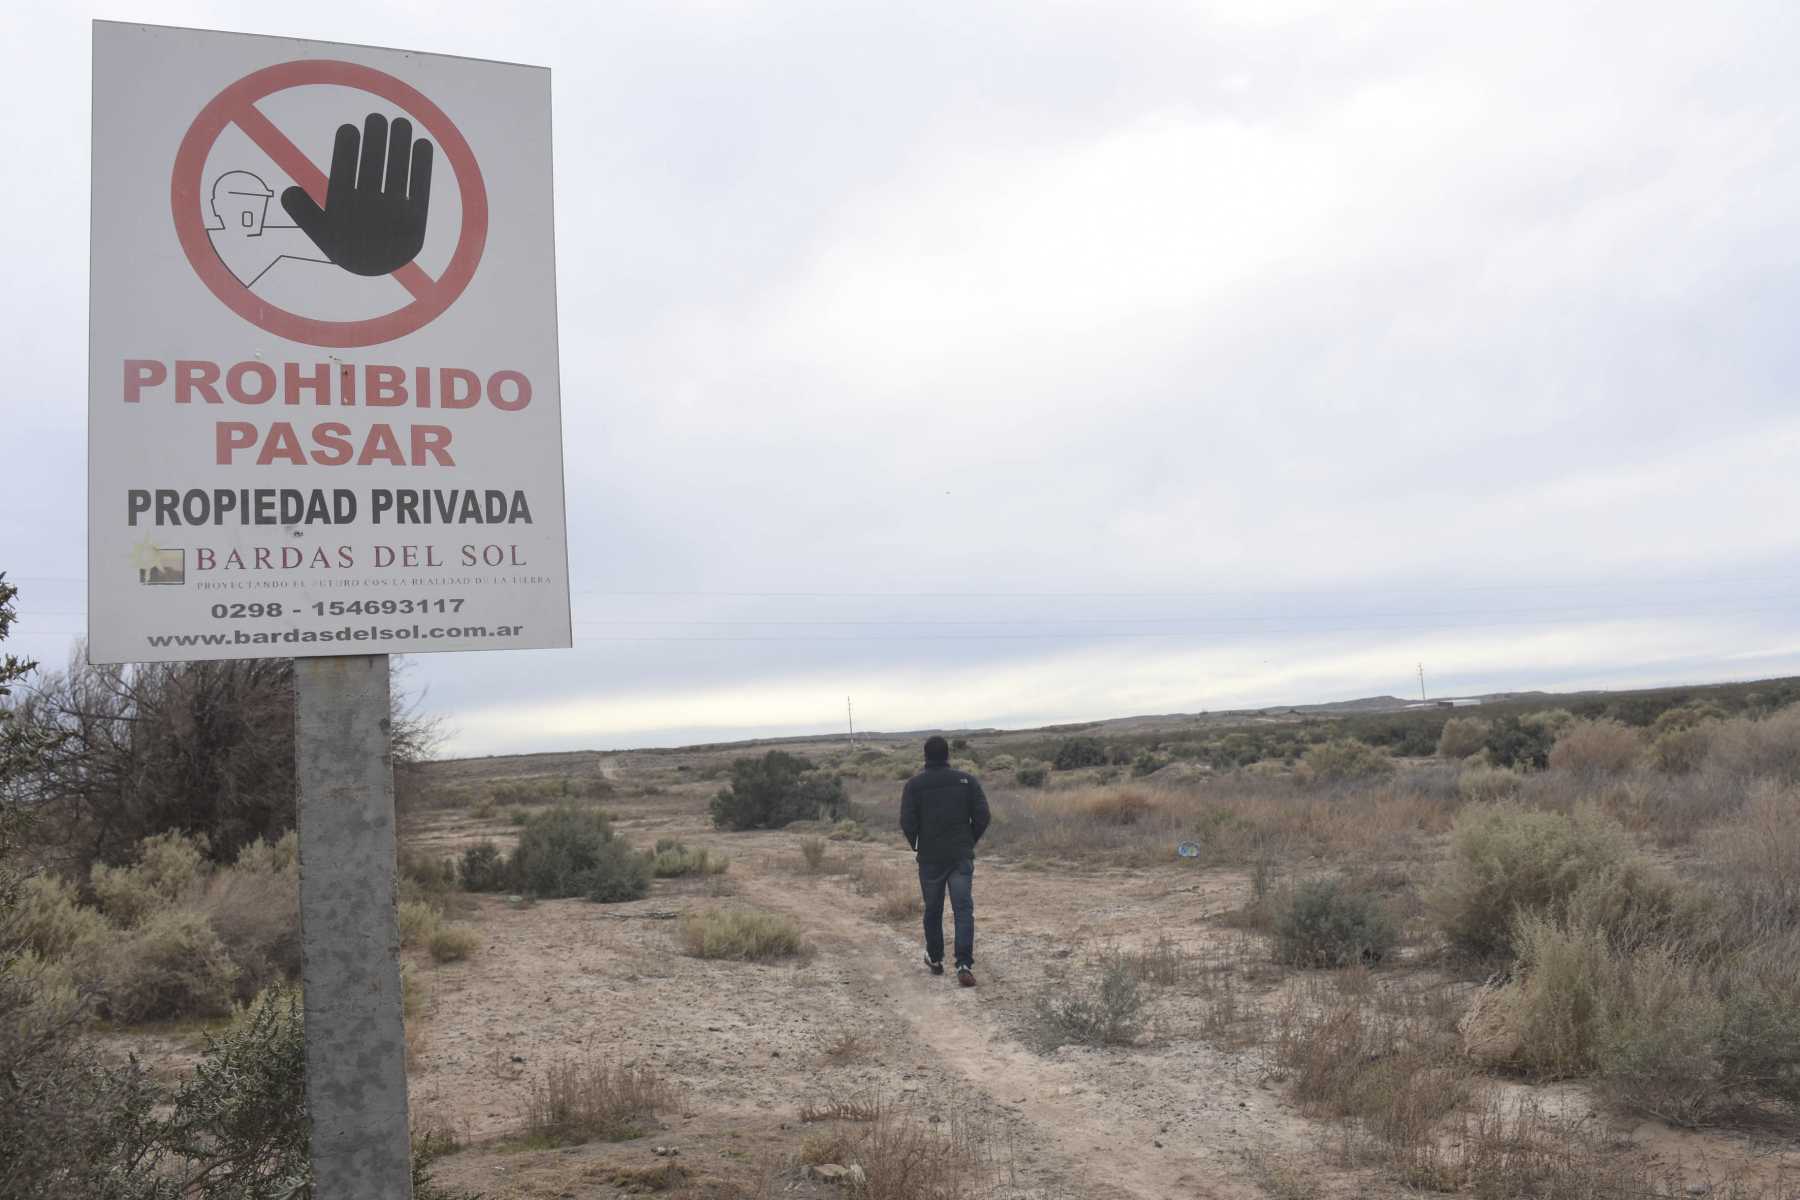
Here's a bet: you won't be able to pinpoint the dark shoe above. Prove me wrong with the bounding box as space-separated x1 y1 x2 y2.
924 956 944 976
957 966 977 988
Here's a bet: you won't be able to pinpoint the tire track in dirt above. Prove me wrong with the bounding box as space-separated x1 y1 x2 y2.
736 870 1269 1200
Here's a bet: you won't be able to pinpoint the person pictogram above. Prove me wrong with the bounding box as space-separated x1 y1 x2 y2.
205 170 330 288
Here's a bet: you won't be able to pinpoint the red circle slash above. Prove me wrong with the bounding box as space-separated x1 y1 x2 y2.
172 59 489 348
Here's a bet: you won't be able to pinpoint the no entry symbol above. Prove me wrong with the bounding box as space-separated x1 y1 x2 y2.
171 60 489 348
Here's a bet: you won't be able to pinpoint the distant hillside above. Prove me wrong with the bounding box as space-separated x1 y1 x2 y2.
434 674 1800 765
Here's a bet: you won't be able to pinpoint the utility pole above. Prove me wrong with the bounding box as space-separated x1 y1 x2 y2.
1418 663 1427 703
847 696 855 748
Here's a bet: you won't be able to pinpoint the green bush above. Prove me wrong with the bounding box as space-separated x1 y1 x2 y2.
1427 804 1630 961
1015 763 1048 788
1272 877 1399 967
510 807 650 902
1296 738 1394 784
1436 717 1491 759
458 840 509 891
709 751 845 830
1051 737 1108 770
1483 715 1558 770
1131 750 1170 777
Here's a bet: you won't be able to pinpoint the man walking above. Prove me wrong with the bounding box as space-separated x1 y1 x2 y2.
900 736 991 987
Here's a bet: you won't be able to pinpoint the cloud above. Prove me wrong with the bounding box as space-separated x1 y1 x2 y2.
4 0 1798 754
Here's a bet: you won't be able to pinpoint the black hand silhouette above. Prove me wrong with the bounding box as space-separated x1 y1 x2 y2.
282 113 433 277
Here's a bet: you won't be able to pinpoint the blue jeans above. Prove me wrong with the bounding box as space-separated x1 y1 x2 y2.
919 858 974 968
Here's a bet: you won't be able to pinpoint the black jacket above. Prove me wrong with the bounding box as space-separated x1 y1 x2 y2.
900 765 991 863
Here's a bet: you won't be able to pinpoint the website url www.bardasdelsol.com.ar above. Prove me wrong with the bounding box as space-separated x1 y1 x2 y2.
145 623 526 649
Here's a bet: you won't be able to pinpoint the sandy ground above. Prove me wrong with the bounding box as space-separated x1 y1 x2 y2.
115 747 1800 1199
400 774 1330 1199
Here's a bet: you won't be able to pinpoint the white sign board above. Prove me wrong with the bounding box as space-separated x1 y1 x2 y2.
89 22 571 663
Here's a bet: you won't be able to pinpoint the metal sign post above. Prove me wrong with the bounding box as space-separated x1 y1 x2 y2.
295 654 411 1196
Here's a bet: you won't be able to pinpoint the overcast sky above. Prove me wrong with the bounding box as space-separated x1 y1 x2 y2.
6 0 1800 755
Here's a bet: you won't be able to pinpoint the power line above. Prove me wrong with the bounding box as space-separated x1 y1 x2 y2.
17 605 1800 643
15 569 1800 600
22 592 1800 626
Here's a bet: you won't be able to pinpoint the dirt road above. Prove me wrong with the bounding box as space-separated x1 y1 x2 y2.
414 803 1322 1199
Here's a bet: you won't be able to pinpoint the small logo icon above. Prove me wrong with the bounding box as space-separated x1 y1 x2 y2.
130 539 186 586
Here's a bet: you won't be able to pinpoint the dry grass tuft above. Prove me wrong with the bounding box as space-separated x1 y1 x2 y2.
799 1091 882 1123
820 1026 876 1066
521 1058 676 1147
678 908 809 961
427 924 479 963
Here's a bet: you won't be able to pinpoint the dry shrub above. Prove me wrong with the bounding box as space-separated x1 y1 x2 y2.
797 1125 857 1165
102 908 239 1023
4 949 84 1031
1560 857 1719 953
190 853 300 1000
821 1026 875 1066
230 831 297 874
1081 789 1154 825
1456 764 1522 804
1272 979 1469 1173
428 924 479 963
798 836 828 871
608 1162 688 1191
982 785 1199 865
1128 936 1193 985
1702 705 1800 788
1426 804 1630 961
1485 912 1615 1079
648 838 728 878
1704 783 1800 937
1272 877 1399 968
799 1091 882 1122
1296 739 1395 785
521 1058 675 1146
1027 949 1144 1050
90 830 211 926
849 863 922 922
1593 947 1729 1125
1437 717 1492 759
398 899 443 949
846 1100 990 1200
1548 719 1642 775
678 908 808 960
1651 722 1715 773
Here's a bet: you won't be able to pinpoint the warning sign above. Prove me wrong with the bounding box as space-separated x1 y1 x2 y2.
171 59 490 348
89 22 572 664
